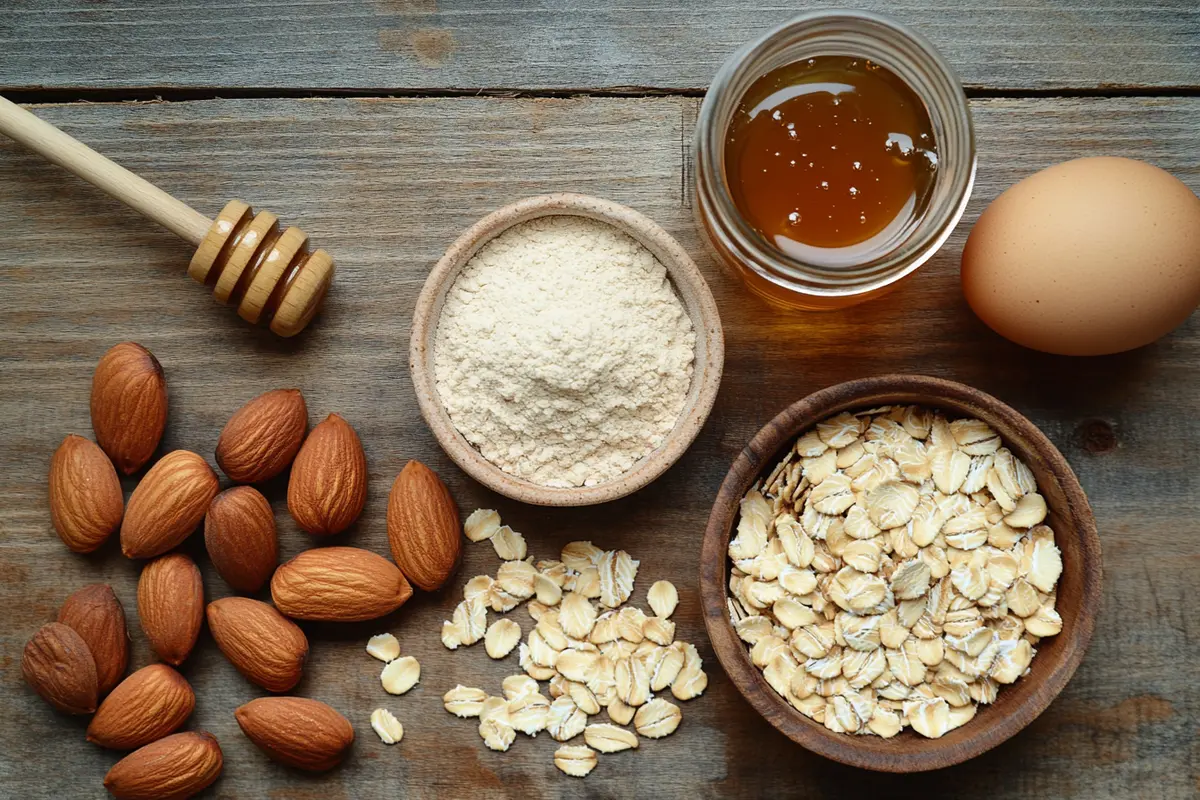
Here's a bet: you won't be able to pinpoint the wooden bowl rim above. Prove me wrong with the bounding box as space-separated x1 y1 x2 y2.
410 192 725 507
699 374 1102 772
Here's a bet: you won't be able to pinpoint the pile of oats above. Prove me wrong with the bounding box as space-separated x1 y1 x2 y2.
363 632 417 745
441 510 705 777
728 406 1064 739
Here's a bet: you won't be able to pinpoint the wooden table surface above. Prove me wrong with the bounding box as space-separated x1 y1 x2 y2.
2 3 1198 798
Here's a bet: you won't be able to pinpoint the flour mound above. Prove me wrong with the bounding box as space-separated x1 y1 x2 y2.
434 215 696 488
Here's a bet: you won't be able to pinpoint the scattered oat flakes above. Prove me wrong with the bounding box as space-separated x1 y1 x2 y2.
584 723 638 753
479 715 516 752
648 580 679 619
366 633 400 662
485 618 522 659
554 744 598 777
381 656 420 695
559 592 598 640
446 530 708 775
370 708 404 744
450 605 484 650
441 621 465 650
465 508 502 542
492 525 528 560
562 541 604 571
502 674 539 701
633 698 682 738
508 692 551 735
444 685 487 717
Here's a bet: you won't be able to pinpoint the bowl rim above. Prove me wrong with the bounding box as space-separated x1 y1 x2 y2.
410 192 725 507
699 374 1103 772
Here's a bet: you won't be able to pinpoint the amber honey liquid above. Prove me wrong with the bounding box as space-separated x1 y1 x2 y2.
725 56 937 262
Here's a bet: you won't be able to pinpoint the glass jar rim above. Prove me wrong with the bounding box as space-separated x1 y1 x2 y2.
695 9 977 298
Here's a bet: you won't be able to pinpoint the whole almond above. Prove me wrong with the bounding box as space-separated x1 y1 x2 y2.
87 664 195 750
205 486 278 593
57 583 129 696
103 731 222 800
122 450 219 559
235 697 354 772
91 342 168 475
387 460 462 591
215 388 308 483
138 553 204 666
22 622 98 714
207 597 308 692
271 546 412 622
48 434 124 553
286 413 367 535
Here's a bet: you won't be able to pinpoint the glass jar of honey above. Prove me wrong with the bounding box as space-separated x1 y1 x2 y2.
694 11 975 310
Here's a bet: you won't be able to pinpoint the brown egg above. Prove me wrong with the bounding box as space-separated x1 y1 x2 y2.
962 157 1200 355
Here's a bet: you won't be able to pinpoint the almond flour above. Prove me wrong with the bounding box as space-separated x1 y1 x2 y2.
433 216 696 488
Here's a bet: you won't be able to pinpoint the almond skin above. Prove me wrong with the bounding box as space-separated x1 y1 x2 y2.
48 434 124 553
138 553 204 666
57 583 129 696
207 597 308 692
387 460 462 591
22 622 98 714
122 450 219 559
205 486 278 593
235 697 354 772
215 388 308 483
103 731 222 800
286 413 367 535
90 342 168 475
87 664 195 750
271 546 412 622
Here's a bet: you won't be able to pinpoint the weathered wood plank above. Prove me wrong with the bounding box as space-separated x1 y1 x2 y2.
0 96 1197 798
2 1 1198 93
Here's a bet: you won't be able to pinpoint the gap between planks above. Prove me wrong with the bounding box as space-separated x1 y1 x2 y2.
4 85 1200 106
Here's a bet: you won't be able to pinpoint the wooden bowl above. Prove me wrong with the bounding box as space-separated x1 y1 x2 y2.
410 193 724 506
699 375 1102 772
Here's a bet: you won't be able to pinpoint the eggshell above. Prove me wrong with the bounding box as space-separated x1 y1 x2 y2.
962 156 1200 355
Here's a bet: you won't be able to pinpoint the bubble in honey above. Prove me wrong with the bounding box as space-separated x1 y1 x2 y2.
724 56 938 255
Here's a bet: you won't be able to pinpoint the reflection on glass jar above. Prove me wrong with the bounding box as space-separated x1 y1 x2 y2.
694 11 976 310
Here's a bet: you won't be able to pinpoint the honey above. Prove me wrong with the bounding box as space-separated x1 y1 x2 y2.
724 56 938 262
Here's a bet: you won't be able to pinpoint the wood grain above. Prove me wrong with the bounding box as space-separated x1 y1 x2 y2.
0 96 1198 798
700 375 1103 772
1 1 1198 93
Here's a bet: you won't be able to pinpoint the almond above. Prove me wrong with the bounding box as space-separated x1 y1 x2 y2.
386 460 462 591
215 388 308 483
90 342 168 475
57 583 129 696
271 546 412 622
205 486 278 593
103 731 222 800
138 553 204 666
235 696 354 772
207 597 308 692
48 434 124 553
21 622 98 714
87 664 195 750
286 413 367 535
121 450 219 559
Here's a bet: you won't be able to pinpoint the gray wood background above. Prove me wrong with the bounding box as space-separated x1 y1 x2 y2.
1 3 1198 799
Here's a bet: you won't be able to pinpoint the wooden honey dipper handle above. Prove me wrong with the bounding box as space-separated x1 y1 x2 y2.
0 95 333 337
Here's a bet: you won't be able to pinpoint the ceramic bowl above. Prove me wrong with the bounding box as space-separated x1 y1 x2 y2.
699 374 1102 772
410 193 724 506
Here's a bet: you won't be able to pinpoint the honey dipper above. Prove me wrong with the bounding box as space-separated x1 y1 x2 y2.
0 95 333 337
